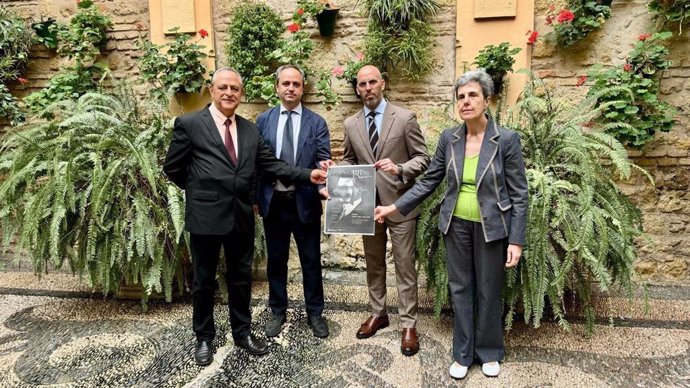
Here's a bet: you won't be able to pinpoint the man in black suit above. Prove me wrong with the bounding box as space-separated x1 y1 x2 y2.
256 65 331 338
163 67 327 366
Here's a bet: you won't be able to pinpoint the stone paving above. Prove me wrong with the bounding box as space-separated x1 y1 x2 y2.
0 268 688 387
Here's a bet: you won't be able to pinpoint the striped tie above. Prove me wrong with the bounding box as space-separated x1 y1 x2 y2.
367 111 378 155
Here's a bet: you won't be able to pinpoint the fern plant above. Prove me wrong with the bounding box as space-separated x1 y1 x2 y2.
0 87 188 303
502 74 650 333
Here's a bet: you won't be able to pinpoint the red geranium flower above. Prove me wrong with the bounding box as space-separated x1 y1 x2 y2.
623 63 633 72
557 9 575 23
356 52 365 61
332 67 344 77
297 8 305 15
638 33 652 41
576 75 587 87
527 30 539 45
17 77 28 85
287 23 300 33
198 29 209 38
545 15 554 25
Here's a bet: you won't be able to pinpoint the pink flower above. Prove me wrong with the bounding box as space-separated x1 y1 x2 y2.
527 30 539 45
638 33 652 41
297 8 305 15
17 77 28 85
557 9 575 23
198 29 209 38
332 66 344 77
623 63 632 72
576 75 587 87
356 52 365 61
287 23 300 33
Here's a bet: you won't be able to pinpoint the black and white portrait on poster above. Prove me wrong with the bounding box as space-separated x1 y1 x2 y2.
324 165 376 235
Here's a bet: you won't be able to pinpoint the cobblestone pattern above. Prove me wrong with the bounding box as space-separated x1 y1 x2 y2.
0 289 689 387
532 0 690 282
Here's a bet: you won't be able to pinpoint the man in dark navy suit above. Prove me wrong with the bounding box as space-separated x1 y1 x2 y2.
256 65 331 338
163 67 327 366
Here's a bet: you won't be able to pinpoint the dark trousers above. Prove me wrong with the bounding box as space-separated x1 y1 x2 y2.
444 216 507 365
190 229 254 342
263 192 324 317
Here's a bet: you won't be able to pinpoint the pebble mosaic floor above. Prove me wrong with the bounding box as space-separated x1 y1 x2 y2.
0 272 688 387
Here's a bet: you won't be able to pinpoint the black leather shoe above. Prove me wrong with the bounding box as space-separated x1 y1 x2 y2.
308 315 329 338
235 334 269 356
265 314 286 337
194 340 213 366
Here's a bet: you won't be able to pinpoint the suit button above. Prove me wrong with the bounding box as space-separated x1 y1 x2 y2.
483 217 487 221
479 201 484 206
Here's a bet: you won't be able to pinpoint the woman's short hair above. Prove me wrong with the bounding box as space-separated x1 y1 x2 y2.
453 69 494 99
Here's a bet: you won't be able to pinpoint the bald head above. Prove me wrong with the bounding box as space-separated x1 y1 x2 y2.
355 65 386 110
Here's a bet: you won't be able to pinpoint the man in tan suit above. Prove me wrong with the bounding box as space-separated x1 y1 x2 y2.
328 65 429 356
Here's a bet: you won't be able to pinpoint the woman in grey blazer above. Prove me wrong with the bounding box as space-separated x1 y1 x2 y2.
375 69 528 379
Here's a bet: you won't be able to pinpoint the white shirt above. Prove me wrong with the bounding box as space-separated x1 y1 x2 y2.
208 103 238 160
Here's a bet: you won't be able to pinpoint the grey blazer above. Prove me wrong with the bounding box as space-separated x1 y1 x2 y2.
396 117 528 245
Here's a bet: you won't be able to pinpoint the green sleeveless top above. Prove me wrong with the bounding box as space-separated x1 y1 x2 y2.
452 155 480 222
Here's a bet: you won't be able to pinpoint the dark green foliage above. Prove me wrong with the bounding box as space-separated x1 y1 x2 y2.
586 31 675 148
0 87 187 302
24 1 112 114
56 0 112 62
0 5 33 124
0 6 33 82
546 1 612 47
473 42 521 93
648 0 690 34
224 3 284 102
364 0 439 80
137 27 209 103
503 74 649 333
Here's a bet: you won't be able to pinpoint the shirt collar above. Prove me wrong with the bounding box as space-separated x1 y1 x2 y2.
280 103 302 115
208 103 235 124
363 99 386 118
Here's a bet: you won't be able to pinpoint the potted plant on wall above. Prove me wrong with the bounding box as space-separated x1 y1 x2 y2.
137 27 210 113
298 0 339 38
473 42 521 96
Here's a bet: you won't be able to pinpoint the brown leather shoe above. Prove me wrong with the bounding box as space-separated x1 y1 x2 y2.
356 315 389 339
401 328 419 356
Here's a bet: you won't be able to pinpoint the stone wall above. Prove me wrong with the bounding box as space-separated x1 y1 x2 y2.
5 0 688 282
531 0 690 283
211 0 458 269
3 0 150 100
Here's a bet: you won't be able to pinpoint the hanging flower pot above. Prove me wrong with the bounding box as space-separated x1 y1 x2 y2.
31 18 58 49
316 7 339 37
492 75 504 96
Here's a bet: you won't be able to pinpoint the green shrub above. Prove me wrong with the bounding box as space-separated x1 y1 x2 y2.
545 1 612 47
364 0 439 81
0 87 187 303
24 0 111 114
586 31 675 148
137 27 209 103
648 0 690 34
224 3 284 102
0 5 34 124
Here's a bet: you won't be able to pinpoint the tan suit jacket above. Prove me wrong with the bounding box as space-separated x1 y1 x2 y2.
341 102 429 221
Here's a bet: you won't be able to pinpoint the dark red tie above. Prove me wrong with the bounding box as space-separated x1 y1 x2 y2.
224 118 237 165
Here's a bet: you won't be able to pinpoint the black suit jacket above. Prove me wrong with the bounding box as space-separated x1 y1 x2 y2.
163 106 312 235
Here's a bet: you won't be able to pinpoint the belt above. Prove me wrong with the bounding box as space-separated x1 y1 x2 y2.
273 190 296 200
